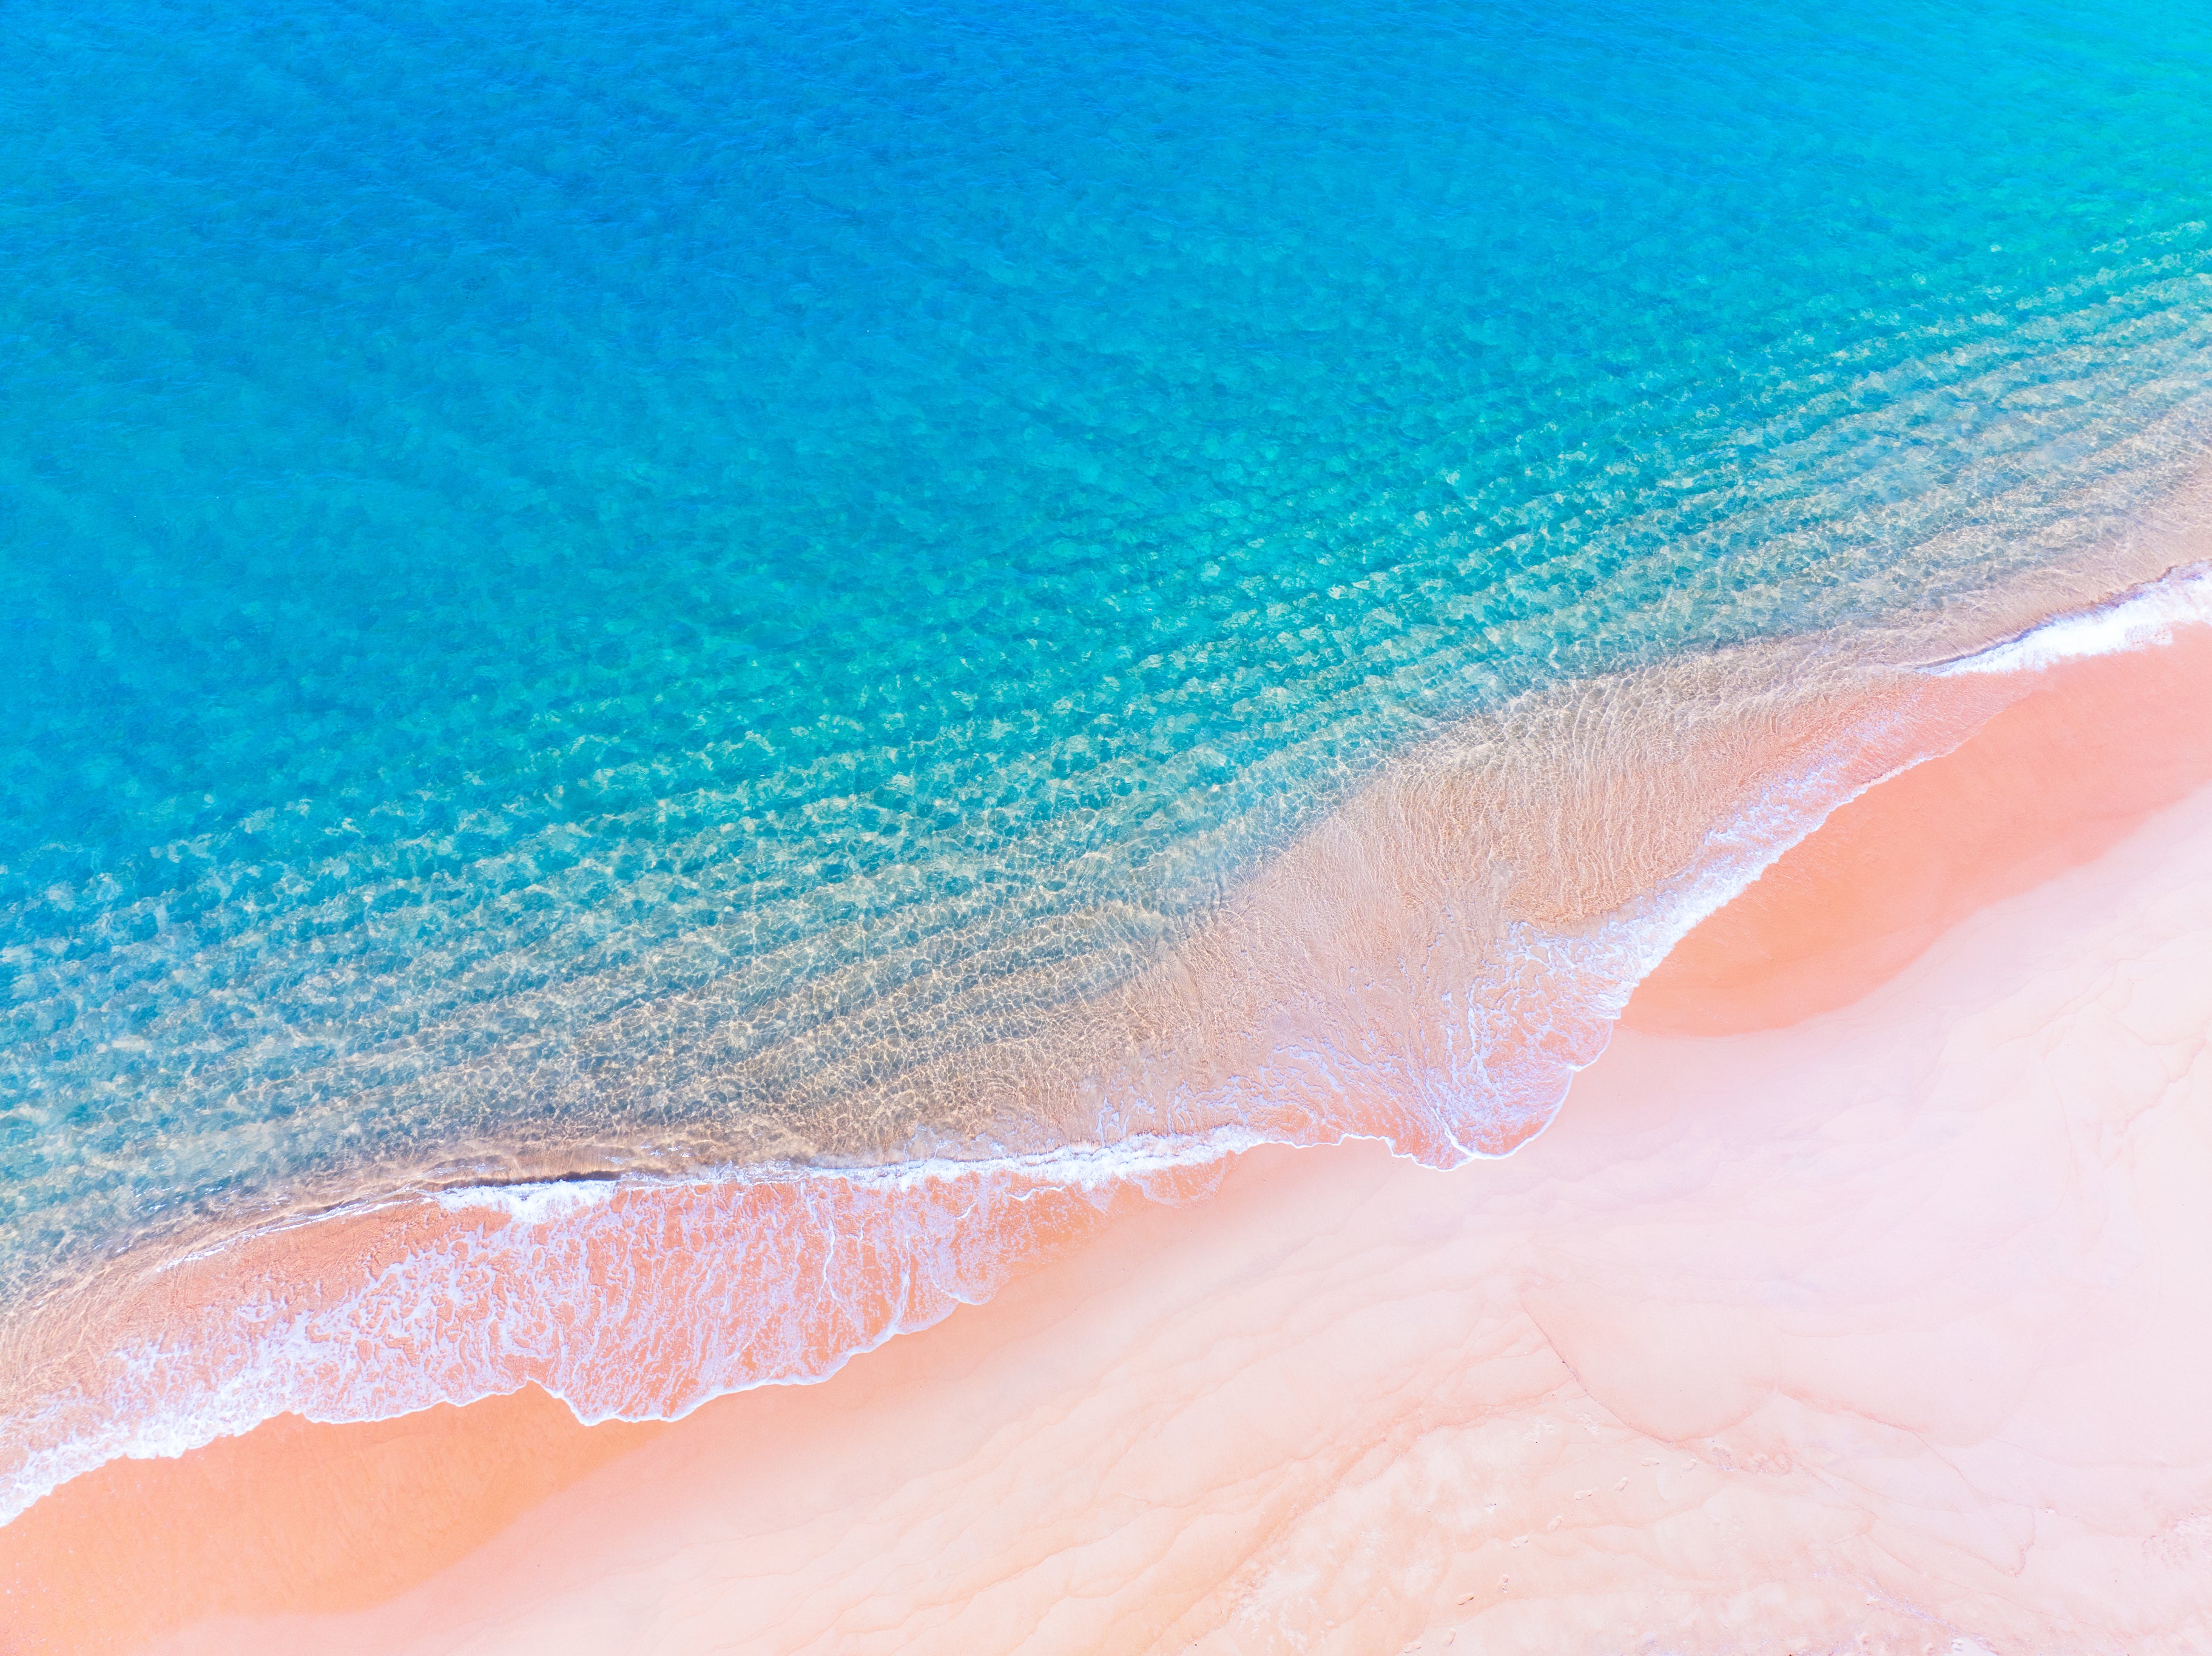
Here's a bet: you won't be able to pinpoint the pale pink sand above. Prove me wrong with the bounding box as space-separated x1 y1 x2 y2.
9 606 2212 1654
0 631 2017 1563
0 1173 1178 1655
106 766 2212 1652
0 1389 670 1651
1631 623 2212 1035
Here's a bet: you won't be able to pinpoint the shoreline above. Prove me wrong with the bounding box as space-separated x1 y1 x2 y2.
6 577 2212 1649
1629 604 2212 1034
9 616 2212 1648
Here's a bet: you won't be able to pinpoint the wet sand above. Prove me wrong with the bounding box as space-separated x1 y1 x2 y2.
8 622 2212 1654
1629 622 2212 1034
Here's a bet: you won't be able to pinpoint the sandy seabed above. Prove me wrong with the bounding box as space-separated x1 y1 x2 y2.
8 625 2212 1655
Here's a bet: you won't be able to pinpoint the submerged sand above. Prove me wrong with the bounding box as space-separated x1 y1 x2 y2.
8 609 2212 1652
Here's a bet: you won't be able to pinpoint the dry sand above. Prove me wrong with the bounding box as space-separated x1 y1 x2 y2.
7 623 2212 1654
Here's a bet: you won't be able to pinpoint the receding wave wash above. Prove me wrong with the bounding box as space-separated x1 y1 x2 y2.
2 0 2211 1521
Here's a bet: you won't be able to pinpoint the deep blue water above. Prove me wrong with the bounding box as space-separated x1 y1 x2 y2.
3 0 2210 1291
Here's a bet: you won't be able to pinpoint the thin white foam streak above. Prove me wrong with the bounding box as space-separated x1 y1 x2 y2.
0 695 1917 1531
0 1127 1278 1529
431 1126 1279 1226
13 567 2204 1530
1926 560 2212 676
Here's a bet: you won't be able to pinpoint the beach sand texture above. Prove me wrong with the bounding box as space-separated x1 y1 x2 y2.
7 621 2212 1654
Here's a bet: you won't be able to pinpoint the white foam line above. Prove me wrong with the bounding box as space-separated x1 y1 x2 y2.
435 1179 623 1223
148 1126 1286 1262
86 573 2183 1274
1 659 2047 1530
427 1125 1283 1228
1924 562 2212 676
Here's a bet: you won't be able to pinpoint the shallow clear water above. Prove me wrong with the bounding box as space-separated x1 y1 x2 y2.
4 0 2210 1299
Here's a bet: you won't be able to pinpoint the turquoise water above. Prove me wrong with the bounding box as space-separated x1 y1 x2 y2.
4 0 2211 1302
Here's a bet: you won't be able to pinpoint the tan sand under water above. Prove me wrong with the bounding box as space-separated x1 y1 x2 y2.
8 606 2212 1654
0 619 2028 1532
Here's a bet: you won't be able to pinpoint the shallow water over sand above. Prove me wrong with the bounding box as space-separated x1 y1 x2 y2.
8 5 2212 1630
12 622 2212 1654
8 0 2212 1316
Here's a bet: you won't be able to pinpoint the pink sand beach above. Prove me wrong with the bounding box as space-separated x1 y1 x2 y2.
7 619 2212 1654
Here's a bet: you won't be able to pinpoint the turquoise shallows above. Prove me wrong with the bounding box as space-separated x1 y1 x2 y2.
2 0 2208 1290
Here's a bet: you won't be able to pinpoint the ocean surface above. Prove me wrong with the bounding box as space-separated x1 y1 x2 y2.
4 0 2211 1495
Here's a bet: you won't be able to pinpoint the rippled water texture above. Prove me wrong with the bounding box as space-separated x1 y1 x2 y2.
4 0 2211 1305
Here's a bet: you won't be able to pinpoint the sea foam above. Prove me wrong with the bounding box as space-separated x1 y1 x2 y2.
15 558 2212 1528
0 624 2025 1527
1928 561 2212 675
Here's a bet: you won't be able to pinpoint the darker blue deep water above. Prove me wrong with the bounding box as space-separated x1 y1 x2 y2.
2 0 2209 1289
